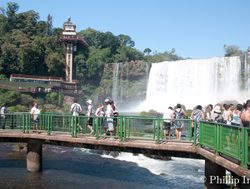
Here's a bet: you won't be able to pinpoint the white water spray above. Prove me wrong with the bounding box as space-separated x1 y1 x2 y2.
141 56 249 112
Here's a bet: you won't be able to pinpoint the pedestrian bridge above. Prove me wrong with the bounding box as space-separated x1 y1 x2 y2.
0 113 250 188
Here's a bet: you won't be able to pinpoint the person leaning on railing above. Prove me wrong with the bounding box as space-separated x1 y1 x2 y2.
241 99 250 127
231 104 243 127
30 102 41 132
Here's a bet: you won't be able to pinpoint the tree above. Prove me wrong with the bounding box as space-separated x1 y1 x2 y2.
118 34 135 47
46 14 53 35
143 48 152 55
224 45 242 57
5 2 19 31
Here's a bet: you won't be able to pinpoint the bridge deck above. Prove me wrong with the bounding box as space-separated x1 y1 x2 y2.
1 129 250 178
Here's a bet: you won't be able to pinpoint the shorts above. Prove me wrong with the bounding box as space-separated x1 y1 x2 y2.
32 118 39 124
107 118 114 131
163 122 171 131
87 117 93 126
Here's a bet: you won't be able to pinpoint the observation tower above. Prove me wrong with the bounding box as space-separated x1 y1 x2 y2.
60 18 88 83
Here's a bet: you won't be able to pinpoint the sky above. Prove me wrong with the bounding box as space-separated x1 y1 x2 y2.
0 0 250 59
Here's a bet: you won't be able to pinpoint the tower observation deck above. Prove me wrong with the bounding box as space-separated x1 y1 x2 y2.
60 18 88 83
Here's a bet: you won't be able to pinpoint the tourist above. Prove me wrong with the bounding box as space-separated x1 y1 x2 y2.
70 98 83 132
212 105 224 123
105 98 114 138
86 99 94 135
110 100 119 134
173 103 187 140
231 104 243 126
191 105 204 143
95 103 105 134
222 104 232 125
204 104 213 121
162 106 173 142
30 102 41 132
0 104 8 129
241 100 250 127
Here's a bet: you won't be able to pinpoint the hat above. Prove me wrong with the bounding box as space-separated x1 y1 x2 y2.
86 99 92 104
176 103 181 108
104 99 110 103
214 105 221 113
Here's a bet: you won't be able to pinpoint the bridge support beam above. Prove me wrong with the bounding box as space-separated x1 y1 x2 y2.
27 140 43 172
204 159 225 189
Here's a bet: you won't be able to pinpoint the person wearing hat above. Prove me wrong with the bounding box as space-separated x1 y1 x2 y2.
212 105 224 123
86 99 94 135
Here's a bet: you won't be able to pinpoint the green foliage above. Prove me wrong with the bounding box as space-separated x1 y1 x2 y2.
20 94 34 106
145 48 182 63
140 109 163 117
0 90 21 107
143 48 152 55
224 45 243 57
45 92 64 106
0 2 64 77
8 105 27 112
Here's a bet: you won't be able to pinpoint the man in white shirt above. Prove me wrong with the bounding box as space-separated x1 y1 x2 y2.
163 106 173 142
105 99 114 138
86 99 94 135
71 99 82 116
0 105 8 129
30 102 41 131
70 99 83 133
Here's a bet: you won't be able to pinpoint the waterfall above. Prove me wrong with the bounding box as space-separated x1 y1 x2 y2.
112 63 120 103
143 56 249 112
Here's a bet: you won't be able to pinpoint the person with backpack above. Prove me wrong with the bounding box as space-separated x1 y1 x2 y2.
0 104 8 129
173 103 187 140
70 99 83 133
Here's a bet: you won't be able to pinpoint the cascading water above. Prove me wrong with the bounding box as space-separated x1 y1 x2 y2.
142 56 249 112
112 63 120 103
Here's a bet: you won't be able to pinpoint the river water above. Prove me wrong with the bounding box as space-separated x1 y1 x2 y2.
0 143 204 189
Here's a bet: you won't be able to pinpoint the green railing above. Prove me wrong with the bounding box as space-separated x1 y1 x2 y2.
0 112 249 169
199 121 250 168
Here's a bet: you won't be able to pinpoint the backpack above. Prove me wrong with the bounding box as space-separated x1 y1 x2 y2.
174 109 184 127
73 103 81 114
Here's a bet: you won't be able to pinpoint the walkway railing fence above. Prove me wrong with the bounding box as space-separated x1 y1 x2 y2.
0 112 249 169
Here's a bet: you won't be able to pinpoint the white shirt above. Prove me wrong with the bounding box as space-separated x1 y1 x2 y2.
163 109 173 123
70 103 82 116
106 104 113 118
87 104 93 116
30 106 40 120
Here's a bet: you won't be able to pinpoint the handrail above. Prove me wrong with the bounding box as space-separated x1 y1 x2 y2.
0 112 249 169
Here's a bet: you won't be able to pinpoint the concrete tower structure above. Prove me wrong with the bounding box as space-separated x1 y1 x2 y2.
60 18 88 83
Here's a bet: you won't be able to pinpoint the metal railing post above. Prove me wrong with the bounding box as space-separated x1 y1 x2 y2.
241 127 248 168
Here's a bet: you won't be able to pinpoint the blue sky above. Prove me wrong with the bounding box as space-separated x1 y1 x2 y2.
1 0 250 58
